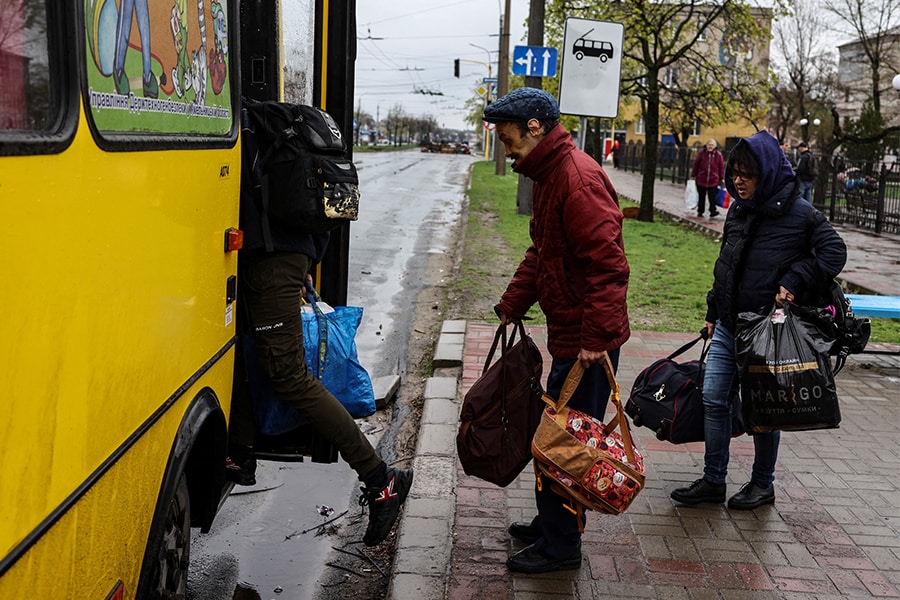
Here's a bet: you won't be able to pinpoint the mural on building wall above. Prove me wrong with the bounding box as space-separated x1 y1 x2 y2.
718 25 755 69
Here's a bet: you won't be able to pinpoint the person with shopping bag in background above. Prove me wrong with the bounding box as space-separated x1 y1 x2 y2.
483 87 631 574
670 131 846 510
691 138 725 218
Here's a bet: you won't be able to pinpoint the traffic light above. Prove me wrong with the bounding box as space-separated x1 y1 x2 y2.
454 59 460 78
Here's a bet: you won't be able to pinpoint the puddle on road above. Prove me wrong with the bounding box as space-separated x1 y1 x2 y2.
189 461 360 600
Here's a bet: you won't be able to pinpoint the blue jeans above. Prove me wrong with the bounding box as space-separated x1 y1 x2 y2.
799 180 813 203
531 349 620 559
703 323 780 488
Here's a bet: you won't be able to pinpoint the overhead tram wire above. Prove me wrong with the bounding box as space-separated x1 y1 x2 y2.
356 0 476 27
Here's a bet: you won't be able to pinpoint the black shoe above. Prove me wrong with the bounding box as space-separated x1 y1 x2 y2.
359 466 413 546
728 482 775 510
506 544 582 574
508 521 540 545
670 478 726 505
225 454 257 486
709 211 719 218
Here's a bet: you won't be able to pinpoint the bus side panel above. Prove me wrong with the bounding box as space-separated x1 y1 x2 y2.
0 363 233 599
0 103 240 596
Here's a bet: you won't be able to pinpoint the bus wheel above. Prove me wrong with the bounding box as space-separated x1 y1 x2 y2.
145 473 191 599
600 54 609 63
575 51 584 60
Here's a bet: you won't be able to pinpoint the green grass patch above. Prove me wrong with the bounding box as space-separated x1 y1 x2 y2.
458 160 900 344
621 209 717 332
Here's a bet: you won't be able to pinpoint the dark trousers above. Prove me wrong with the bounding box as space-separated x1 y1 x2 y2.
231 251 381 478
697 185 719 216
530 348 620 559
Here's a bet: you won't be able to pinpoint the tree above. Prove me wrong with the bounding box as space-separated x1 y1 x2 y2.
823 0 900 114
768 0 838 142
382 103 406 145
545 0 768 221
842 100 889 160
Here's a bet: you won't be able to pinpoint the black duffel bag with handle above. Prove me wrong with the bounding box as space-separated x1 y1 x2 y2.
626 330 744 444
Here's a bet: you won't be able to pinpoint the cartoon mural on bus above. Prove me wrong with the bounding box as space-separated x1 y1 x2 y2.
209 0 228 94
170 0 190 97
84 0 231 135
114 0 157 97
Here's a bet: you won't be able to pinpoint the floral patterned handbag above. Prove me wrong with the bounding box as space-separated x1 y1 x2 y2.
531 356 645 524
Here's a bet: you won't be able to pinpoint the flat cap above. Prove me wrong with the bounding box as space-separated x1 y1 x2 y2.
483 87 560 123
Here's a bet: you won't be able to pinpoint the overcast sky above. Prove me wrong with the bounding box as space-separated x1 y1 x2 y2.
354 0 530 131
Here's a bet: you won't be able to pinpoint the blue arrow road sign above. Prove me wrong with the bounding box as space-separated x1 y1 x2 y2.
512 45 558 77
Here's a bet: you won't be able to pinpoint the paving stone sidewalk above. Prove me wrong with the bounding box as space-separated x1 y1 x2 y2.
387 167 900 600
445 325 900 600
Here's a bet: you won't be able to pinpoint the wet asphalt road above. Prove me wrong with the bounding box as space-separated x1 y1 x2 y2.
187 149 476 600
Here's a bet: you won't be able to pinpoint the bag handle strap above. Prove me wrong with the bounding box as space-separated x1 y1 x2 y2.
304 282 328 379
600 355 638 465
547 354 638 466
481 321 529 376
666 328 709 361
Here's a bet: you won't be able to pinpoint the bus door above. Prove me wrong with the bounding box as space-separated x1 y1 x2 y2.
232 0 358 463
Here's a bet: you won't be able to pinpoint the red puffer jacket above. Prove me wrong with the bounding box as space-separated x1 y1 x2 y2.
691 149 724 188
496 125 630 359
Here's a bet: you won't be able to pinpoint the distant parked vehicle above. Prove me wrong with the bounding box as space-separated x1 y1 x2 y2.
422 141 470 154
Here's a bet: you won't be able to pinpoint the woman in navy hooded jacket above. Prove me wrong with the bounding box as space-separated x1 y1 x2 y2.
670 131 847 510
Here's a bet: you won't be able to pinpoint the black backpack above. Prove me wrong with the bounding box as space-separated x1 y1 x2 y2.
799 280 871 375
241 99 360 249
802 207 871 374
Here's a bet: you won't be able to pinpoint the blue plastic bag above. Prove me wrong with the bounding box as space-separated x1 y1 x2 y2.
301 294 376 420
243 290 375 437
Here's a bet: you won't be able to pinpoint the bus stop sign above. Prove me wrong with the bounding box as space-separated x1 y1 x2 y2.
558 18 624 118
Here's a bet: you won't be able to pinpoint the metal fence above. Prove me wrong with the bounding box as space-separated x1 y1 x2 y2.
818 157 900 235
616 140 900 235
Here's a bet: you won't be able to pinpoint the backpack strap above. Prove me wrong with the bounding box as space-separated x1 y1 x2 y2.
803 205 852 375
257 125 299 253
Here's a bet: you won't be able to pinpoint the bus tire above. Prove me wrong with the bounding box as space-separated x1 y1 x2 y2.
142 473 191 599
600 54 609 63
575 51 584 60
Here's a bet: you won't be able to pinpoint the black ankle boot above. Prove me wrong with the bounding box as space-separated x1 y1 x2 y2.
728 482 775 510
670 478 726 505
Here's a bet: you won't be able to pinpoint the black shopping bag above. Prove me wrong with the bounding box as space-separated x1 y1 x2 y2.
735 304 840 433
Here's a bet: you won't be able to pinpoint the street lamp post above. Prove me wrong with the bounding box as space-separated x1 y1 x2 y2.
468 43 494 161
892 75 900 158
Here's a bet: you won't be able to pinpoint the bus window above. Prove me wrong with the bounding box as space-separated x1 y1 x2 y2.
0 0 54 131
281 0 315 105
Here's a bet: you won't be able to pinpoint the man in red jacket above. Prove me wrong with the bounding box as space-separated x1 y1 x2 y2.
483 87 631 574
691 138 725 218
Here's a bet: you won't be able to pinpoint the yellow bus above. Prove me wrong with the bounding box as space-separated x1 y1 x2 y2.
0 0 355 597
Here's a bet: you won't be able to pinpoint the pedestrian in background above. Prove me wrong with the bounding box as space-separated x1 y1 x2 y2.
691 138 725 218
795 141 815 202
483 87 630 574
670 131 846 510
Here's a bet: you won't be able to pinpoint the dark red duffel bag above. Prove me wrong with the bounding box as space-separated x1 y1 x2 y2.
457 322 544 487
